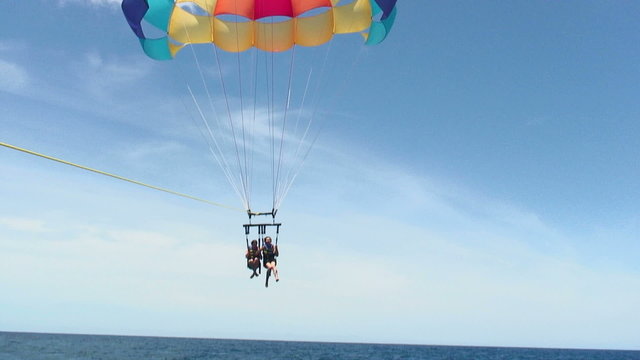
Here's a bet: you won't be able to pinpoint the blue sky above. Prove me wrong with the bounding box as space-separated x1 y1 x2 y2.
1 0 639 350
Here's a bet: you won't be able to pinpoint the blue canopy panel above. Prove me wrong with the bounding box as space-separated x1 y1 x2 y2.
365 0 398 45
122 0 176 60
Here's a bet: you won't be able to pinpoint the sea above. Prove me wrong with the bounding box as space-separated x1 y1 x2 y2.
0 332 638 360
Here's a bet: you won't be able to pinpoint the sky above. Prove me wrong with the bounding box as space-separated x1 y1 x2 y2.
1 0 639 351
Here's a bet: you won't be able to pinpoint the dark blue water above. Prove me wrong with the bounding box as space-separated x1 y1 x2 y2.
0 332 638 360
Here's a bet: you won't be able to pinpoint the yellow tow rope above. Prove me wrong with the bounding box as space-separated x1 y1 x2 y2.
0 141 243 212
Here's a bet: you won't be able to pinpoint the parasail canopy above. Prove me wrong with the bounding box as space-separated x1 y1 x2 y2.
122 0 397 59
121 0 398 216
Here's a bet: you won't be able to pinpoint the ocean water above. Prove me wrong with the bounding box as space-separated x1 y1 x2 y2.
0 332 638 360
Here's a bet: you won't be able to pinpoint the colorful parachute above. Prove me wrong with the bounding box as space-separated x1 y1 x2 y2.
122 0 397 59
121 0 397 216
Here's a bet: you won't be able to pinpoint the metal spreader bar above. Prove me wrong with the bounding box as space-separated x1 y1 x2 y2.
243 223 282 236
247 209 278 219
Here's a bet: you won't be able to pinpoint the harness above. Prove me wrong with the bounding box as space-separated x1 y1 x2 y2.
262 244 276 262
243 210 281 278
247 247 260 259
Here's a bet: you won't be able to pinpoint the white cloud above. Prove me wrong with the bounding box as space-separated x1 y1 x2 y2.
0 217 49 233
1 85 639 348
0 59 30 93
78 52 152 96
2 143 640 349
120 140 188 161
0 40 28 53
298 141 562 244
57 0 121 7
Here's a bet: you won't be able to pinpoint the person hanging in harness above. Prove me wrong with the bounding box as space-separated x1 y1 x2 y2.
262 236 279 287
246 239 262 279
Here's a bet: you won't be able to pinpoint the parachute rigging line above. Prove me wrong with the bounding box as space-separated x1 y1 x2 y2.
269 36 276 212
274 45 297 210
275 67 314 207
120 0 399 215
276 121 323 210
275 43 367 210
179 21 248 209
275 46 328 208
212 41 251 210
231 1 250 209
183 85 247 205
0 141 243 212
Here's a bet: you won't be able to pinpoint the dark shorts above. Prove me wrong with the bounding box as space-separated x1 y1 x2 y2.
247 258 259 269
263 258 277 268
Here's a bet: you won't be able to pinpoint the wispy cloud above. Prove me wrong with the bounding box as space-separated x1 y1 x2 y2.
0 59 30 94
1 133 639 348
0 40 28 53
77 52 152 98
57 0 121 7
120 140 188 161
0 217 49 233
0 50 155 134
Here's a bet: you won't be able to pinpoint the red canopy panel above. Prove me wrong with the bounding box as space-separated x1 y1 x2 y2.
214 0 333 20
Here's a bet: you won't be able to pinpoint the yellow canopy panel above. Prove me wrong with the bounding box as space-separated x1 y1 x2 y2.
168 0 373 53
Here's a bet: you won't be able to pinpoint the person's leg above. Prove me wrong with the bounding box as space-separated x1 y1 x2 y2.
272 262 279 281
263 260 270 287
249 259 259 278
265 267 271 287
